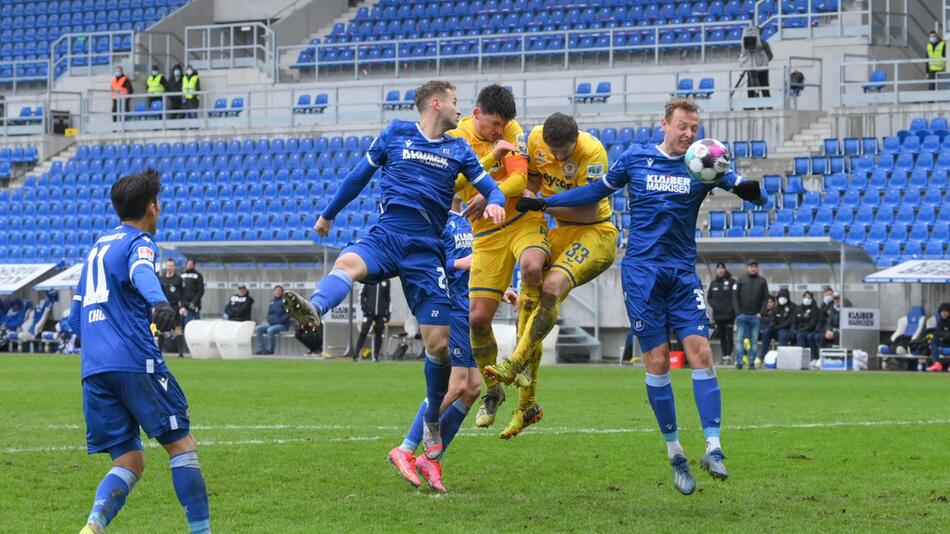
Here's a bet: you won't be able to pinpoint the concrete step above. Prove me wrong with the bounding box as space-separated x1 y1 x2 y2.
555 317 601 362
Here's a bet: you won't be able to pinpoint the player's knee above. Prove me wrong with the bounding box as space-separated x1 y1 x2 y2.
113 451 145 479
542 272 571 297
425 337 449 357
469 306 494 331
519 256 545 286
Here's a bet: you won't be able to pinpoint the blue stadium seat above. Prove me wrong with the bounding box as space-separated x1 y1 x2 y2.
573 82 592 102
675 78 693 97
750 140 767 158
823 138 839 155
842 137 860 156
733 141 749 159
593 81 611 103
863 69 886 92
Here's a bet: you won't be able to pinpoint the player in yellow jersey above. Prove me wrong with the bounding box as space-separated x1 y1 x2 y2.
447 85 550 429
486 112 618 438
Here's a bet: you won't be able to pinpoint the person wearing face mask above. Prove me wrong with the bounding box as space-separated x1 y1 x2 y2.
792 291 820 360
166 64 183 119
733 258 769 369
181 65 200 118
926 31 945 91
925 303 950 372
110 66 133 122
806 286 835 360
758 288 795 362
146 64 166 108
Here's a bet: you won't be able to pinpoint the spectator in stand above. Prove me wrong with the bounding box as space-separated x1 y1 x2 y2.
0 300 27 352
179 259 204 329
145 64 166 108
759 288 796 362
166 64 183 119
181 65 201 118
792 291 821 360
110 66 133 122
255 286 291 355
159 259 185 356
926 303 950 372
926 31 946 90
347 280 392 362
707 262 736 365
733 258 770 369
224 284 254 322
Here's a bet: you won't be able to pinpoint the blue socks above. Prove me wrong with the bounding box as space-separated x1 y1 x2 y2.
87 466 138 528
309 269 353 315
645 372 678 442
423 352 451 424
170 451 211 534
403 398 471 453
439 399 470 449
692 368 722 441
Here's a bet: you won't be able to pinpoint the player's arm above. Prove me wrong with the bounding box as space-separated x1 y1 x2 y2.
461 147 506 224
719 171 768 206
68 272 85 336
321 158 375 221
128 240 177 331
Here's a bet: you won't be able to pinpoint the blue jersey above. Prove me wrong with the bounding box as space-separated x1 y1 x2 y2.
366 119 490 234
74 225 165 379
442 211 473 313
603 144 744 270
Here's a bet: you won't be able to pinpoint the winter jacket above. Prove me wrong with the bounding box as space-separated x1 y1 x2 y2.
733 273 770 316
738 27 773 69
825 304 842 333
360 280 391 319
180 268 204 309
792 302 820 334
4 303 26 329
266 297 291 328
225 294 254 322
160 273 184 308
707 272 736 322
934 304 950 344
768 290 796 331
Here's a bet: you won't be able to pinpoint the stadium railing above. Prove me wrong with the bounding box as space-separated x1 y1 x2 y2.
839 56 950 106
0 59 51 92
78 57 823 135
49 30 135 80
184 23 276 75
276 21 747 82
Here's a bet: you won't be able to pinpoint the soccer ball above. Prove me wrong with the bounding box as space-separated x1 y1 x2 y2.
685 139 731 184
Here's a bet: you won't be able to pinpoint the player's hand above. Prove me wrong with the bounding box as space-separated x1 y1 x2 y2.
502 289 519 307
492 139 517 161
516 197 547 212
484 204 506 224
314 216 333 237
152 301 177 333
462 194 487 221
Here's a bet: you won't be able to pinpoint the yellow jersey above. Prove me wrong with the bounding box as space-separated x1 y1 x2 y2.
527 126 613 224
447 115 528 234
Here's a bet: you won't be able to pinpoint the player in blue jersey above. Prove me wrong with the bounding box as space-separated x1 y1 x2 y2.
517 98 768 495
282 80 507 472
69 170 210 534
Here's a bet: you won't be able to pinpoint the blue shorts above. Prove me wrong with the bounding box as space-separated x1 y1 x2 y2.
621 262 710 352
343 219 451 326
82 371 191 456
449 312 475 368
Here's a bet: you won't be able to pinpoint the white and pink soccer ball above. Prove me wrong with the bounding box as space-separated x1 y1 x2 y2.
685 138 731 184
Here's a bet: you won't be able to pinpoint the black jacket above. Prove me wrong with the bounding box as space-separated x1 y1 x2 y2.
792 302 820 334
733 273 769 316
360 280 391 318
825 304 842 333
166 64 183 104
180 268 204 309
225 294 254 321
934 303 950 343
815 301 833 333
768 301 796 330
160 273 184 308
707 272 736 322
266 297 291 327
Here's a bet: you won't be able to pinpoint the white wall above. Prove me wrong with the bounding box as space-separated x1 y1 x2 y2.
214 0 298 23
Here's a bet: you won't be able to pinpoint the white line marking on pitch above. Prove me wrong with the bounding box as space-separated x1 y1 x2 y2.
11 418 950 455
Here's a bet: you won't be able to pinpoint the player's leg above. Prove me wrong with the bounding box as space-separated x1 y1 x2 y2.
161 434 210 534
670 270 728 481
80 374 145 534
438 313 481 451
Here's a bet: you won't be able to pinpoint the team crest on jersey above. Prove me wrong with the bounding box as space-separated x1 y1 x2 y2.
442 148 451 155
562 160 577 178
137 246 154 261
634 319 644 331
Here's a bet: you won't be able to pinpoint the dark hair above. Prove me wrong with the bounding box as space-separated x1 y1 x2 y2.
475 84 517 121
542 112 578 148
414 80 455 111
111 169 161 221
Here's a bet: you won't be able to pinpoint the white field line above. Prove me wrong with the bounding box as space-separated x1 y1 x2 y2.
8 418 950 455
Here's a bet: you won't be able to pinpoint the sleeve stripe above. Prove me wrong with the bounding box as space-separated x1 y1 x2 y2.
128 259 154 286
72 295 82 301
601 176 622 190
468 171 489 186
365 152 379 168
734 175 744 187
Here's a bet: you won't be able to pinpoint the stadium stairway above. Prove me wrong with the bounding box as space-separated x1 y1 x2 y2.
278 0 382 76
555 317 601 363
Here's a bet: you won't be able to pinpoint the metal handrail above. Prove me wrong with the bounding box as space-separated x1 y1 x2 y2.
49 30 136 83
0 58 51 93
754 0 866 43
839 56 950 106
278 21 747 80
185 22 276 75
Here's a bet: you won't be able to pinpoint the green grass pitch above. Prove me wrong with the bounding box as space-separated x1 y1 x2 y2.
2 354 949 533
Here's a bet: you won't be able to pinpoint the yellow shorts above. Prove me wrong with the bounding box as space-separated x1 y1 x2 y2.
548 221 618 288
469 212 551 301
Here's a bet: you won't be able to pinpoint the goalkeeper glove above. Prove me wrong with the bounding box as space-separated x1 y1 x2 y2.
516 197 548 212
152 301 178 332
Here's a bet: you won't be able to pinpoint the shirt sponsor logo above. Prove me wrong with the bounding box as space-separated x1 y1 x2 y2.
454 232 473 250
402 148 449 169
516 133 527 155
646 174 692 194
541 173 572 192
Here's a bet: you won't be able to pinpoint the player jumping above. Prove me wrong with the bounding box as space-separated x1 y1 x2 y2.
388 195 517 492
446 84 549 429
485 112 618 439
71 170 211 533
282 80 506 480
517 98 768 494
